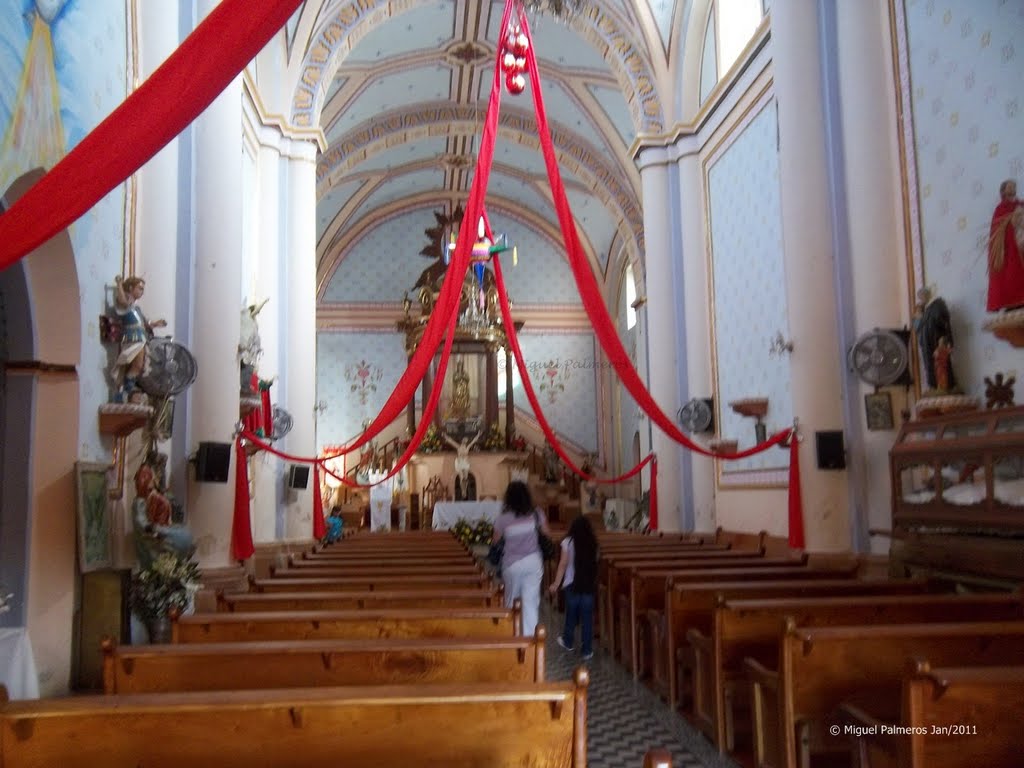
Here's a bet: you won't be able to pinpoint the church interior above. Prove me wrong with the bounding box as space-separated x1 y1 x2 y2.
0 0 1022 765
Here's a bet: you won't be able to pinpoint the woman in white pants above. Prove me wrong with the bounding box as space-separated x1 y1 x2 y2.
492 481 550 637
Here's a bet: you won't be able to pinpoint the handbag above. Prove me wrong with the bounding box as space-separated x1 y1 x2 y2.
487 539 504 567
534 511 557 561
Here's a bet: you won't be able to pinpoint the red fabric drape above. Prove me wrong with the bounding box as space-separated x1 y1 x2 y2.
649 457 658 531
231 437 254 560
260 384 272 437
312 464 326 540
787 436 805 548
0 0 303 268
515 11 789 461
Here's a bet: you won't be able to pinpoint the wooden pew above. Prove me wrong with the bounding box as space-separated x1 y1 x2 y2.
249 573 491 593
217 586 502 612
103 627 547 693
664 578 930 712
622 562 856 679
173 604 521 643
690 591 1024 754
744 620 1024 768
270 562 481 578
599 548 763 653
0 669 590 768
836 660 1024 768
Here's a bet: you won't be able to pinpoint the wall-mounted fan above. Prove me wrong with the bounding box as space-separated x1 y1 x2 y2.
848 329 910 387
677 397 714 433
139 339 198 398
270 406 294 440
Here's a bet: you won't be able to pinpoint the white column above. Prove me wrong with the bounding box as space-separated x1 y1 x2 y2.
636 147 682 531
675 148 716 533
771 0 849 551
187 0 243 567
249 126 283 542
834 2 907 552
135 2 179 327
281 141 318 540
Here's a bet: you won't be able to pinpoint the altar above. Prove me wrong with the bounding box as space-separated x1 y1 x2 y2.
432 500 503 530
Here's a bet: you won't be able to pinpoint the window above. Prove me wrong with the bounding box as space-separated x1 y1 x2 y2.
716 0 763 77
625 264 637 330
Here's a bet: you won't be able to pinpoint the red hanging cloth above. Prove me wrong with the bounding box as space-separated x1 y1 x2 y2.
231 437 254 561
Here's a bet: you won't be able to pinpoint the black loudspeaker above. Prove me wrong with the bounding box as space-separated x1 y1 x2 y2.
287 464 310 490
815 431 846 470
195 441 232 483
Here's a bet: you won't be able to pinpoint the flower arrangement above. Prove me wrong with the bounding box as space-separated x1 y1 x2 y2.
0 589 12 616
451 517 494 547
419 423 442 453
482 421 505 451
129 552 201 620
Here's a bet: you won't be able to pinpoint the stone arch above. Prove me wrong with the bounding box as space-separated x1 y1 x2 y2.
290 0 665 134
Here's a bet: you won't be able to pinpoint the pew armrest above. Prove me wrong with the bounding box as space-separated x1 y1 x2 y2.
743 656 777 692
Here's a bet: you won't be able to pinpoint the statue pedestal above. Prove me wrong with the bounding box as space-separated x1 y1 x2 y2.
983 308 1024 348
914 394 980 420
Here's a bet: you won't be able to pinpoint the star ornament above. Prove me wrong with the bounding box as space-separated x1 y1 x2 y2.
983 372 1016 409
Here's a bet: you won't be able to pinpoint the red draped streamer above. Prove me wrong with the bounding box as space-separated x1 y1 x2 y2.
260 385 272 437
650 457 658 531
787 436 805 548
317 0 516 460
491 250 653 484
312 464 326 540
231 437 254 561
0 0 304 268
515 10 790 461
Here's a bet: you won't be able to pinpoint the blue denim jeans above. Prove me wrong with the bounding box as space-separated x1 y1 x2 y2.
561 588 595 656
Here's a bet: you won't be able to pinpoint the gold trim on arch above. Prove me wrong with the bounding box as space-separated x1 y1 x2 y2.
123 0 139 277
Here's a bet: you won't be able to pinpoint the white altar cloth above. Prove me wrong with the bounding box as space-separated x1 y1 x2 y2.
0 628 39 700
432 500 503 530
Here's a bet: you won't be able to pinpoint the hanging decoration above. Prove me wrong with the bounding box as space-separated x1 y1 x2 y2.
500 23 530 95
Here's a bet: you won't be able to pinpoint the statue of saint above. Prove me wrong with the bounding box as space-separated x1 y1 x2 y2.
987 179 1024 312
111 275 166 402
132 463 194 570
449 361 472 419
444 429 482 481
913 286 957 393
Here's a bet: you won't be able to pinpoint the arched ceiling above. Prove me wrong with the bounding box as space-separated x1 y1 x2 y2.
287 0 688 305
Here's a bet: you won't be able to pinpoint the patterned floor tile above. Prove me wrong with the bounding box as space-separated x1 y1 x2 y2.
541 603 740 768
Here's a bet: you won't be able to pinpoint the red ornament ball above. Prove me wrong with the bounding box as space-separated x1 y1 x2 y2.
501 51 517 73
514 56 527 73
512 32 530 56
505 72 526 95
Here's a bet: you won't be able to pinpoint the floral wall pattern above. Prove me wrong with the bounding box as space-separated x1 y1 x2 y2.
706 98 792 474
508 330 599 452
904 0 1023 394
316 331 410 450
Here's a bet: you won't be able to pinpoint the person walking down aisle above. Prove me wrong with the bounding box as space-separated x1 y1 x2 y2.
492 481 550 637
549 515 599 660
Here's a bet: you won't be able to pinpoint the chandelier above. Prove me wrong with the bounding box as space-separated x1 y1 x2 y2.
522 0 585 21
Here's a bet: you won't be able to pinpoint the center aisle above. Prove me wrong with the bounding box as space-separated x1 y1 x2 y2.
539 602 741 768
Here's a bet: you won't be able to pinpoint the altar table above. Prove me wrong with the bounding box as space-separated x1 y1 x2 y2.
432 500 503 530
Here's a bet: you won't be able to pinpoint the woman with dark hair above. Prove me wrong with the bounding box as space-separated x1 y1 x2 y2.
492 480 550 637
548 515 598 660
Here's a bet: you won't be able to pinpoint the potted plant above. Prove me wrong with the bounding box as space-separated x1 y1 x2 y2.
129 552 200 643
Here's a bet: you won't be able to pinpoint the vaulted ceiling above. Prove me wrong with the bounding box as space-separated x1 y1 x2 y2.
284 0 693 308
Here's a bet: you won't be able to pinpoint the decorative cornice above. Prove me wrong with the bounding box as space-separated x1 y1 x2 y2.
243 70 327 153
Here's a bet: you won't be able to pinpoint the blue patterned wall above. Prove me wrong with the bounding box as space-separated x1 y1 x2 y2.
707 99 791 473
508 330 599 452
905 0 1023 393
316 330 411 450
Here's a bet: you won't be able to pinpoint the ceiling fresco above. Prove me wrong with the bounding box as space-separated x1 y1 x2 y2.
289 0 685 306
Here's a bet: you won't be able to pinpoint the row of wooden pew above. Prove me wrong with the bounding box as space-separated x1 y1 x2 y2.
589 528 1023 768
0 529 675 767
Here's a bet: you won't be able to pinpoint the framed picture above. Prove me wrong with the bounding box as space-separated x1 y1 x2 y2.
76 461 113 572
864 392 895 431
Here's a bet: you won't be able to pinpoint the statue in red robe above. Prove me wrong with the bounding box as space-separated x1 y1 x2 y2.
987 179 1024 312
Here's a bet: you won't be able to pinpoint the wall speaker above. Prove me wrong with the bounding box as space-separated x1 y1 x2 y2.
815 431 846 470
287 464 310 490
195 441 231 483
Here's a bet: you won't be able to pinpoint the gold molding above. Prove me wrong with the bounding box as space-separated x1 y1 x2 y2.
123 0 139 276
242 71 327 152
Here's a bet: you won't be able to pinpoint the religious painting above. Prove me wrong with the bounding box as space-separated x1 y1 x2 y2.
76 461 113 572
864 392 895 432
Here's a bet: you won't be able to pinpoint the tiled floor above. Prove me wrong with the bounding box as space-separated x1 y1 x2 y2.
541 603 740 768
